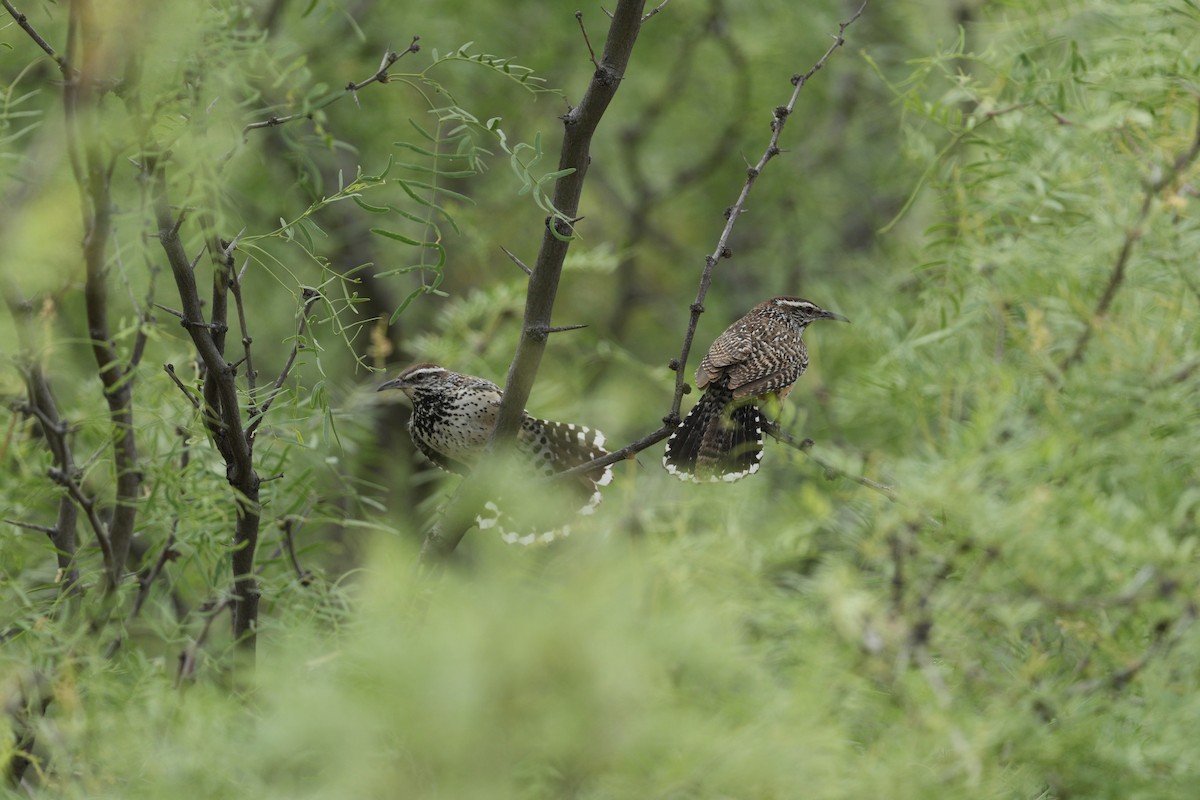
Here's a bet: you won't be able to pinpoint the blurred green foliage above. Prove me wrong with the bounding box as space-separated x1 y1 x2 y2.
2 0 1200 797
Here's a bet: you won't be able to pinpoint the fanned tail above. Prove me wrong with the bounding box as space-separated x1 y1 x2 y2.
663 385 764 483
474 417 613 545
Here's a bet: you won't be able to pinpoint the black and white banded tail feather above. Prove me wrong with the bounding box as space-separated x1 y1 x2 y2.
473 416 613 546
662 386 766 483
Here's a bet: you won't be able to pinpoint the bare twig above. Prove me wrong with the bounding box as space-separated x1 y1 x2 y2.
5 519 61 536
163 363 202 410
279 516 312 585
243 38 420 134
247 288 321 438
228 256 260 412
642 0 671 20
1060 97 1200 372
1 0 73 76
130 532 178 620
558 425 672 477
128 261 159 369
575 11 600 69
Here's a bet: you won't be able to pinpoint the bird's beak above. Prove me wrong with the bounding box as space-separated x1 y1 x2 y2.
377 377 406 392
823 310 850 323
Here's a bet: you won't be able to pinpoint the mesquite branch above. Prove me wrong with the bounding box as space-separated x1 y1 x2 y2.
150 164 264 648
419 0 649 560
490 0 648 444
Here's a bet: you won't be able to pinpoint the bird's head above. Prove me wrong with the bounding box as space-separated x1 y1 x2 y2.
377 362 449 400
768 296 849 326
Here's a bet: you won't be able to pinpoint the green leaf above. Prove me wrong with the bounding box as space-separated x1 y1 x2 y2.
370 228 424 246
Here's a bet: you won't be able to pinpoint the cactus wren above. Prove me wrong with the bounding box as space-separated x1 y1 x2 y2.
662 296 847 482
377 363 613 544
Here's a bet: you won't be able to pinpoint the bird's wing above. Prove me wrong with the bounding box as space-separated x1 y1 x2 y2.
695 322 756 389
413 437 470 475
730 358 804 399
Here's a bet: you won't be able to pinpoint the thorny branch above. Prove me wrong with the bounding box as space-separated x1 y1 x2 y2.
150 163 265 648
227 257 259 409
420 0 649 560
242 38 421 134
163 363 202 410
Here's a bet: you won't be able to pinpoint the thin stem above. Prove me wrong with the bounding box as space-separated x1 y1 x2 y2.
242 38 420 134
246 288 321 438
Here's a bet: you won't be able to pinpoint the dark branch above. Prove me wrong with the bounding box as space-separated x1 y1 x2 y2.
491 0 646 440
1 286 81 592
163 363 202 410
48 466 115 571
64 0 142 590
5 519 60 536
130 532 178 620
558 425 672 477
279 516 312 585
420 0 648 561
226 255 261 416
151 162 262 649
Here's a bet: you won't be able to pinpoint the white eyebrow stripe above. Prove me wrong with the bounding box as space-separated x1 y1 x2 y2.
402 367 447 379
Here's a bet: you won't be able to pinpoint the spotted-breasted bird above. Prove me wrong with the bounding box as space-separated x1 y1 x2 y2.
662 296 848 482
377 363 613 544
